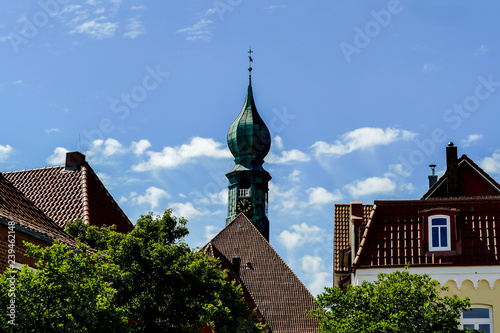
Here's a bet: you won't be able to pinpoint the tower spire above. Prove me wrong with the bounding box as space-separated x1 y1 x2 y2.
226 49 272 240
248 47 253 78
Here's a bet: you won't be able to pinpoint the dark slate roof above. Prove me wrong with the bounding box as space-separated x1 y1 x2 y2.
353 198 500 268
4 162 133 233
333 204 373 273
0 172 76 246
203 214 318 333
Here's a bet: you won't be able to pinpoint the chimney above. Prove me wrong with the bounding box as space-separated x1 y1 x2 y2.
428 164 438 188
65 152 86 170
446 142 459 197
232 255 241 277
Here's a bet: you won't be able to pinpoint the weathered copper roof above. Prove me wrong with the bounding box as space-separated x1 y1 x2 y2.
227 77 271 165
0 172 76 246
4 162 133 233
203 214 318 333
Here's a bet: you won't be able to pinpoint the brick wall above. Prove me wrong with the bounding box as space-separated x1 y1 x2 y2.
0 224 51 271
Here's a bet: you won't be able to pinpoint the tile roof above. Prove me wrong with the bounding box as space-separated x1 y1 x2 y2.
333 204 372 273
353 198 500 268
4 162 133 233
422 154 500 199
0 172 76 246
203 214 318 333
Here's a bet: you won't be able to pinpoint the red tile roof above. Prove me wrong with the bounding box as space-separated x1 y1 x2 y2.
0 172 76 246
333 204 372 273
203 214 319 333
4 162 133 233
353 198 500 268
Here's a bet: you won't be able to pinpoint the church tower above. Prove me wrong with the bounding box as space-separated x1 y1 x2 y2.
226 50 272 241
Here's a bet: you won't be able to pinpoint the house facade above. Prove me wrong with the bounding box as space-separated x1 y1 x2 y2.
334 143 500 332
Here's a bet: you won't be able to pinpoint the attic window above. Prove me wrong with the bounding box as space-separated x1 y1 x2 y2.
428 215 451 251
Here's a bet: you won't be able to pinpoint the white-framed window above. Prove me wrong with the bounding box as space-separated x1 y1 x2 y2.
461 306 492 333
428 214 451 251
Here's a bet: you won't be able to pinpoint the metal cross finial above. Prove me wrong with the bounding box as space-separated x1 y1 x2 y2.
248 48 253 76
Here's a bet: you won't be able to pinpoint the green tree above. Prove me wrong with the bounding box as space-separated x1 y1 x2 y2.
310 268 479 333
67 209 266 332
0 242 128 332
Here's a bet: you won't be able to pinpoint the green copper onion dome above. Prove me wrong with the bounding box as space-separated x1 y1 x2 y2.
227 77 271 165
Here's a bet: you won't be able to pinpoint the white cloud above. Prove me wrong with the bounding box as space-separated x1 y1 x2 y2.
474 45 489 57
176 19 213 41
131 139 151 155
268 183 299 210
388 163 411 178
124 16 145 39
480 150 500 174
130 186 170 210
45 128 60 135
289 170 301 182
422 63 437 73
267 149 310 164
274 135 284 149
311 127 416 158
300 255 331 297
71 18 119 39
205 225 219 241
170 202 207 220
278 223 326 250
306 187 342 205
203 8 217 17
461 134 483 147
344 177 396 197
12 80 22 85
266 5 287 10
89 138 125 158
132 137 231 171
208 188 227 205
46 147 69 165
96 172 111 186
0 145 14 162
60 4 83 15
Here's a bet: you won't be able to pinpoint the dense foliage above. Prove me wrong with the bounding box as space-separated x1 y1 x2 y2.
0 209 266 332
310 268 479 333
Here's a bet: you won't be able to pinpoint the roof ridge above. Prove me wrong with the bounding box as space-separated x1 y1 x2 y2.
3 165 65 174
82 162 133 228
81 163 90 224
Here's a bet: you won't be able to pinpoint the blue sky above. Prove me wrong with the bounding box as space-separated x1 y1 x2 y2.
2 0 500 296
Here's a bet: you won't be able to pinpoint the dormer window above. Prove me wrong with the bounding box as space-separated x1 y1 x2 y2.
428 215 451 251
